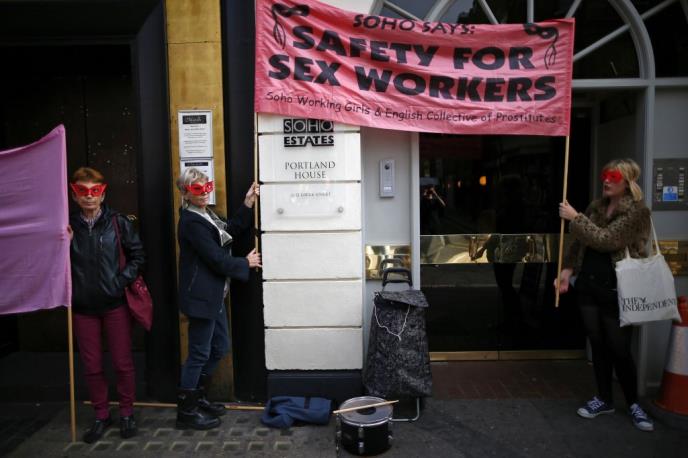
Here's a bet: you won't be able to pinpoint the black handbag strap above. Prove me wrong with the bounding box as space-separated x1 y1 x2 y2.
380 257 403 271
111 215 126 272
381 267 412 289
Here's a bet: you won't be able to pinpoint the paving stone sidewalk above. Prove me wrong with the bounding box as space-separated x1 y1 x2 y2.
4 397 688 458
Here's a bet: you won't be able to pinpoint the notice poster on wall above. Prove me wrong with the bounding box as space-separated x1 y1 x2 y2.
178 110 213 159
180 159 216 205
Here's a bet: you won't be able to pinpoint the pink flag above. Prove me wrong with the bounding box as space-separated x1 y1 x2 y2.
0 125 71 315
255 0 574 136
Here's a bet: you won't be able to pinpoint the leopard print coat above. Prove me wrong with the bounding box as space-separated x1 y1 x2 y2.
563 194 651 274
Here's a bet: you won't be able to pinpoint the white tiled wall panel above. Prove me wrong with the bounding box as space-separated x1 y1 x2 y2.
260 183 361 231
264 280 363 327
262 232 363 280
259 112 364 372
265 328 363 370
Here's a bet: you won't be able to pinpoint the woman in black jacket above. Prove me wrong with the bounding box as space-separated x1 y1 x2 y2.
68 167 145 443
175 167 261 430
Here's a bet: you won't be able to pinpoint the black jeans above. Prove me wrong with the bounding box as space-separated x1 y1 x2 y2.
576 278 638 406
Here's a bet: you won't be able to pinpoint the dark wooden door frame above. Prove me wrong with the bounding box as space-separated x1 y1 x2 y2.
222 0 267 402
0 0 178 401
131 1 179 402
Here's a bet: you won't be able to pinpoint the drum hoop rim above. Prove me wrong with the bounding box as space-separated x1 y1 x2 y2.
338 416 392 428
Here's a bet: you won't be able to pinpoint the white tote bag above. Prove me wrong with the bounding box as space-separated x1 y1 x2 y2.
615 219 680 326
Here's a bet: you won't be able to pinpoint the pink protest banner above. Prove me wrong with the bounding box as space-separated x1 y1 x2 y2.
255 0 574 136
0 126 71 315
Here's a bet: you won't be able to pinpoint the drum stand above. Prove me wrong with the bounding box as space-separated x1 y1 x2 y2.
391 397 421 422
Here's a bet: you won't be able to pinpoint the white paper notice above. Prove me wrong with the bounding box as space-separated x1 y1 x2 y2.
178 110 213 159
180 159 216 205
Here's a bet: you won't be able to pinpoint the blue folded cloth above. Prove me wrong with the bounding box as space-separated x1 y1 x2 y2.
261 396 332 429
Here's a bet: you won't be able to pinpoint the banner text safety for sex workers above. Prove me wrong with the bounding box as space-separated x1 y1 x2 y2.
267 27 556 103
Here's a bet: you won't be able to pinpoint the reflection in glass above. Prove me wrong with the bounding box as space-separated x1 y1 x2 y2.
383 0 434 20
419 122 592 353
419 134 569 236
631 0 665 15
572 1 625 53
645 3 688 77
440 0 527 24
535 0 575 21
440 0 480 23
573 33 639 79
380 6 404 19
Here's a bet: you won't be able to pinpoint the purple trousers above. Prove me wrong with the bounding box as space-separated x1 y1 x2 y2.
73 305 135 419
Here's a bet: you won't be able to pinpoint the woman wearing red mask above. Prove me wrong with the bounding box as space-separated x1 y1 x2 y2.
556 158 654 432
174 168 261 430
68 167 145 442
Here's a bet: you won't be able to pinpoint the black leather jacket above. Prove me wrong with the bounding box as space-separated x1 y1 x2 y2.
70 205 145 315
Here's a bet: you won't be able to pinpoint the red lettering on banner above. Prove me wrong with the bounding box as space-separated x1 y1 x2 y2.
255 0 575 136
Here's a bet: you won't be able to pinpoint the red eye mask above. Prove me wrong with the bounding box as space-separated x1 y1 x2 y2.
601 169 624 183
70 183 107 197
185 181 214 196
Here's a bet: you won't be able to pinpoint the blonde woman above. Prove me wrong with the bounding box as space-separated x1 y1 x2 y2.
174 168 261 430
556 158 654 431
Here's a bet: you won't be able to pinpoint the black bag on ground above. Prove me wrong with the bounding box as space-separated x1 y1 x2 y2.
364 265 432 398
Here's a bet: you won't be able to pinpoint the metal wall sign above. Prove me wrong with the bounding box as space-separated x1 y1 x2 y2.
258 132 361 182
261 182 361 231
258 113 359 133
178 110 213 159
283 118 334 147
653 159 687 210
365 245 412 280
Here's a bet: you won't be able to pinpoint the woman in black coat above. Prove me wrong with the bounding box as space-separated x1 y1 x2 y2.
68 166 145 443
175 167 261 430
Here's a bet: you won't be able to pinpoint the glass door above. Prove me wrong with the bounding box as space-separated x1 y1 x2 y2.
420 110 592 359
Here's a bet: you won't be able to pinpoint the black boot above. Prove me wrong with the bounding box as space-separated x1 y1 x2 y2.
119 415 138 439
83 416 112 443
197 373 227 417
176 388 221 430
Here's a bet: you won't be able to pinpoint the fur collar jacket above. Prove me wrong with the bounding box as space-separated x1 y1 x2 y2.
563 194 651 274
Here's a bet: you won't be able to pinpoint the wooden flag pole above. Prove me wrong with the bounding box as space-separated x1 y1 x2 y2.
253 113 261 268
67 306 77 442
555 136 571 308
254 113 259 246
84 400 264 411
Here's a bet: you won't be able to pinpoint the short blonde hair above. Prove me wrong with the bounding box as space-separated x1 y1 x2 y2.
176 168 209 208
602 158 643 201
176 168 208 192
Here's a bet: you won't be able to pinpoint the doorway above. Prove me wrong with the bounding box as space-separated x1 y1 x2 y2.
0 43 147 392
0 44 142 330
0 0 177 401
418 108 594 360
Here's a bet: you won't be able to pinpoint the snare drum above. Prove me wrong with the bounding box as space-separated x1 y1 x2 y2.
335 396 393 456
